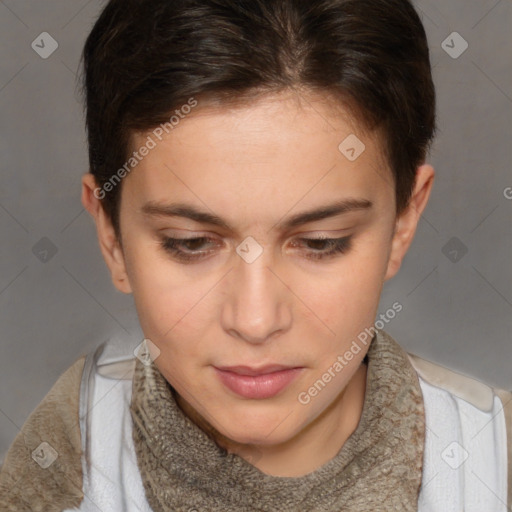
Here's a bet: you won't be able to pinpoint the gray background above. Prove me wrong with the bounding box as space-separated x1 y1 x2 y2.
0 0 511 466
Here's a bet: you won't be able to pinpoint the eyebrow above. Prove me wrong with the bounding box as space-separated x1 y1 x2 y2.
141 197 373 232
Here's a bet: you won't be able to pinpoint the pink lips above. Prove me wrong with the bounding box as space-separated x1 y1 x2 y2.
214 364 303 399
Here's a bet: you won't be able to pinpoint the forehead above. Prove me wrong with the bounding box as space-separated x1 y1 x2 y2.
123 90 391 216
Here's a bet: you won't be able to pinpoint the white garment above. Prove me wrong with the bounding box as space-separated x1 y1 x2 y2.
66 342 508 512
72 344 152 512
418 379 507 511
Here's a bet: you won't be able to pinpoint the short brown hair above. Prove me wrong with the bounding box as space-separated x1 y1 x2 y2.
80 0 436 239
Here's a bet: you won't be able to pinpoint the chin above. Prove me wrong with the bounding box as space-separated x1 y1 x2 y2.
214 411 301 447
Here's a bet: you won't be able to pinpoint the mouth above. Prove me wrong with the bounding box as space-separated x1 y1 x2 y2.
213 365 304 399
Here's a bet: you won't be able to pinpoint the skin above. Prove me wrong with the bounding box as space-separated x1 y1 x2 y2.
81 89 434 477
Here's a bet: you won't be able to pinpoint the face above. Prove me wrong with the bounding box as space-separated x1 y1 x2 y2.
83 90 433 448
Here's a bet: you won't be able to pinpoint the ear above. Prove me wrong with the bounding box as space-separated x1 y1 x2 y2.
384 164 435 281
81 173 133 294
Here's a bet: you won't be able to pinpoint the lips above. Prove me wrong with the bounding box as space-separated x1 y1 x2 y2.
214 365 303 399
215 364 297 376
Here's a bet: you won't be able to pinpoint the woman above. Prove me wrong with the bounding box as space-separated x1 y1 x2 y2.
1 0 510 510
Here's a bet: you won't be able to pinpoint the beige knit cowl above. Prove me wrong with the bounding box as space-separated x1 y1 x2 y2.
129 329 425 512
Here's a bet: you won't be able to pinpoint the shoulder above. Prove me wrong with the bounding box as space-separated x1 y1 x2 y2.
407 351 512 507
0 355 86 511
406 352 511 411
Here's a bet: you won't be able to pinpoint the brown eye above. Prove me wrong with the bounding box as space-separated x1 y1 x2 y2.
160 236 218 262
294 236 352 260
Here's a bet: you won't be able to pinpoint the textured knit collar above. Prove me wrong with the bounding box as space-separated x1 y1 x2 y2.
129 329 425 511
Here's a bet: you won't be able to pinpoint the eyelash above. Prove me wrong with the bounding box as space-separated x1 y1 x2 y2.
159 235 352 263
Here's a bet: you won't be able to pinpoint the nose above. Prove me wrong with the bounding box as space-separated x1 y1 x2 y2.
220 242 292 345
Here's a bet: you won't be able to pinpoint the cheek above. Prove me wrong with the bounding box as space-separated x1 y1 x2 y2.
310 242 389 330
126 251 223 369
124 244 196 336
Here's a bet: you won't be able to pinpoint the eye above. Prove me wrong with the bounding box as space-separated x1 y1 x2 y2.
159 235 353 264
291 236 352 260
160 236 219 262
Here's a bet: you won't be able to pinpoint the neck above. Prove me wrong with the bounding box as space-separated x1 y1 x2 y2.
175 361 368 477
